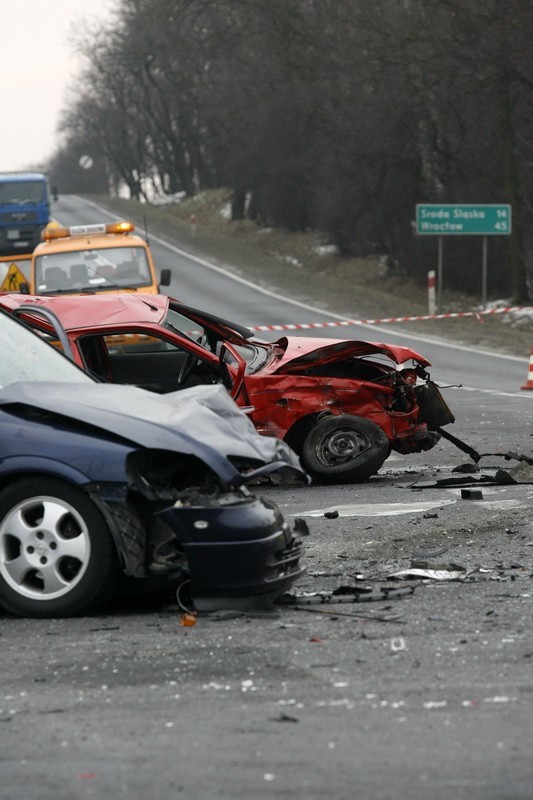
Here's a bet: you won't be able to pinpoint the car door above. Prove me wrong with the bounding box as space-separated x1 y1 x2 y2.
77 331 221 393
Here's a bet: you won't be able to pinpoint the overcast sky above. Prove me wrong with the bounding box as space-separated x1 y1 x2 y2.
1 0 113 172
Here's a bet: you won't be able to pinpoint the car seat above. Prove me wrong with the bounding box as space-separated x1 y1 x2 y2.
45 266 65 289
70 263 89 284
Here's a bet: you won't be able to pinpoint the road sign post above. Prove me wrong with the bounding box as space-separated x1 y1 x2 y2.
415 204 512 311
427 269 436 316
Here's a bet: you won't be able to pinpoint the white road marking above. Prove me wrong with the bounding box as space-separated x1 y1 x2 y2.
458 386 533 398
292 500 456 517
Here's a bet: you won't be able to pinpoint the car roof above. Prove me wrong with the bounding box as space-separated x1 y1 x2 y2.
32 232 148 255
0 292 169 330
0 172 45 181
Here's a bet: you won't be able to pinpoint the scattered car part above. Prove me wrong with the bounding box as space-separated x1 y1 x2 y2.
437 426 482 462
387 567 467 581
411 546 450 559
278 584 415 605
293 518 310 536
461 488 484 499
452 463 480 474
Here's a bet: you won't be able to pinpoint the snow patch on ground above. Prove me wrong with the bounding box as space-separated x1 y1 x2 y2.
483 299 533 328
151 191 186 206
313 243 338 256
503 308 533 328
268 250 302 268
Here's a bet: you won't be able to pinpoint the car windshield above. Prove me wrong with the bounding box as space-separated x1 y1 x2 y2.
0 311 94 388
0 180 45 205
34 246 152 293
163 307 271 372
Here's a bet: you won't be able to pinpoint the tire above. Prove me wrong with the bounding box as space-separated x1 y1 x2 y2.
0 477 119 617
301 415 390 483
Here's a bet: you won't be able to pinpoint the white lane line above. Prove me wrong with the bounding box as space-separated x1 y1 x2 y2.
457 386 533 398
76 196 528 364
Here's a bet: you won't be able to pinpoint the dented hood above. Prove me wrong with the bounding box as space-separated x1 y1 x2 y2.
272 336 431 373
0 382 304 486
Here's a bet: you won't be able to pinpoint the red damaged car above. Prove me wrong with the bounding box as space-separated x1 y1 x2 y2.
0 293 455 483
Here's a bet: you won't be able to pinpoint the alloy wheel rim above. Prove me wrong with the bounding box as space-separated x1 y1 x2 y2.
0 496 90 600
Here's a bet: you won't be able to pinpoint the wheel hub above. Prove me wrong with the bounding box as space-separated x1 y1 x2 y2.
317 428 368 465
0 496 90 600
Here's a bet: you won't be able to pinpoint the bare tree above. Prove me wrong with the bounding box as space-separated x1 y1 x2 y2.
53 0 532 300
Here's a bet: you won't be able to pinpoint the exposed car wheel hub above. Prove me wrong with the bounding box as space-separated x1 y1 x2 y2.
0 496 90 600
316 428 369 465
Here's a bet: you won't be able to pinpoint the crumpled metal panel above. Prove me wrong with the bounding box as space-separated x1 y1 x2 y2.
247 374 421 443
272 337 431 373
0 382 304 486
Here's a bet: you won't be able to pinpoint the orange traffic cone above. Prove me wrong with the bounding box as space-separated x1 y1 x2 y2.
521 347 533 390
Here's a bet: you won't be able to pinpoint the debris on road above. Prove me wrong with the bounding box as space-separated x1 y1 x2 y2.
386 557 471 581
387 566 467 581
390 637 407 652
272 713 299 723
290 606 406 622
501 461 533 483
412 546 450 559
437 428 533 479
461 488 484 499
453 462 480 473
408 457 533 489
180 613 197 627
293 517 311 536
278 584 415 605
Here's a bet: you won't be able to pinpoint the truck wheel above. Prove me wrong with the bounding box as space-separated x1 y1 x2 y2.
301 415 390 483
0 477 119 617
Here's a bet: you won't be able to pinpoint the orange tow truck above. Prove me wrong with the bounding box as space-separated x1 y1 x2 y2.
18 220 170 295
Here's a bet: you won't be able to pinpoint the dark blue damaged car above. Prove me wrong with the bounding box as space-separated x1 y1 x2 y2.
0 309 306 618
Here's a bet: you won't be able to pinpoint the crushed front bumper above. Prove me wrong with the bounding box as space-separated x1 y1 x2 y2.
393 381 455 454
159 494 304 611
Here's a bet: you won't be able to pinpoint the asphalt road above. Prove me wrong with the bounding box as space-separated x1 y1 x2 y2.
2 195 530 800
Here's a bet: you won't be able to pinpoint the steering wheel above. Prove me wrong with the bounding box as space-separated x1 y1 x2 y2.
177 336 208 386
177 352 199 386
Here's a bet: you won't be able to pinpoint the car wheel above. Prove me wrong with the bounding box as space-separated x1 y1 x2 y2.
301 415 390 483
0 477 119 617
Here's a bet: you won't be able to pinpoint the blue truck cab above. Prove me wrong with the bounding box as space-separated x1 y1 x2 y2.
0 172 50 255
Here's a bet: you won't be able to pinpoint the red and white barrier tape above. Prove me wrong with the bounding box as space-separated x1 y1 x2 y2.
247 306 533 333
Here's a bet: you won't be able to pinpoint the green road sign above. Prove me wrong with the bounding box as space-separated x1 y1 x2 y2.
416 204 512 235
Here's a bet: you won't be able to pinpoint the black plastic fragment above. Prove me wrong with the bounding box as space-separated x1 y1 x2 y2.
294 517 311 536
461 488 484 499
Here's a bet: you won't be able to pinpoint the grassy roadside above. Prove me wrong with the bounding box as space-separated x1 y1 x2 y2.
88 191 532 360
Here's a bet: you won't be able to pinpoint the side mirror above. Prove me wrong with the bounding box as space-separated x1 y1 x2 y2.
19 282 30 295
159 268 171 288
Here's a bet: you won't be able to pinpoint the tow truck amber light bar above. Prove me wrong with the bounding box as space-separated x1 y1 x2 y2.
42 220 135 241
